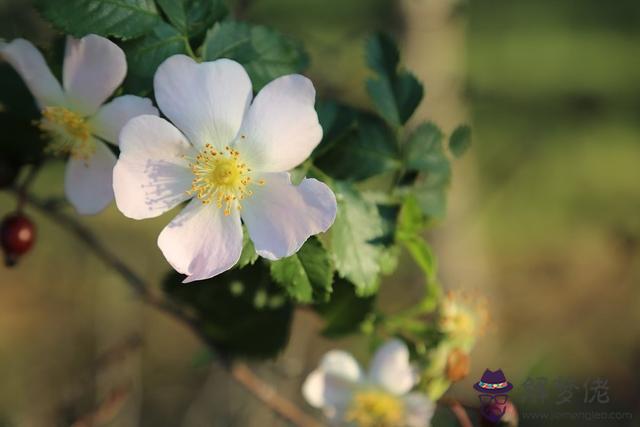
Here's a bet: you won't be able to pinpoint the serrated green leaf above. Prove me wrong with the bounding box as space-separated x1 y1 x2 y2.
449 125 472 158
156 0 227 39
34 0 161 40
414 183 448 220
404 123 446 172
403 123 451 220
312 100 356 157
366 33 399 77
163 262 292 358
315 113 400 181
367 71 423 128
331 183 384 295
364 34 423 127
201 20 308 90
122 22 187 94
269 237 333 303
237 230 258 269
315 278 375 338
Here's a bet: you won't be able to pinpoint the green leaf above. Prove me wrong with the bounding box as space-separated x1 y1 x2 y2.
122 22 188 94
331 183 384 295
202 20 308 90
315 113 400 181
397 195 426 236
367 72 423 127
156 0 227 39
34 0 161 40
315 278 375 338
237 230 258 269
404 123 447 173
365 33 423 127
403 123 451 220
414 182 448 220
366 33 399 77
312 100 357 157
269 237 333 303
449 125 472 158
163 262 292 358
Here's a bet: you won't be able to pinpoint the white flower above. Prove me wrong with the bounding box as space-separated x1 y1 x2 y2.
302 339 435 427
0 35 158 214
112 55 337 283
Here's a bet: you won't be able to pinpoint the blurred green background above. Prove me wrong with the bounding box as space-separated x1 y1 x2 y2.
1 0 639 425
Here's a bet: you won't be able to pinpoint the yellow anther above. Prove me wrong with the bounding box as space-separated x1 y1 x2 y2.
39 106 94 159
187 145 264 213
346 389 405 427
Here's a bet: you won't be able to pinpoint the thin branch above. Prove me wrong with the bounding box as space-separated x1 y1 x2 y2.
230 363 324 427
441 397 474 427
11 188 320 427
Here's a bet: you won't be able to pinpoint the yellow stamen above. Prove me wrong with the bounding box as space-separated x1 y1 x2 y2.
187 144 262 215
38 106 94 160
346 389 405 427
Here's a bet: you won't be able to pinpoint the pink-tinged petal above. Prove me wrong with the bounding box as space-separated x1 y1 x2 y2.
154 55 252 149
64 140 116 215
241 173 336 260
113 115 194 220
0 38 65 108
235 74 322 173
89 95 158 145
63 35 126 115
369 339 417 395
158 199 243 283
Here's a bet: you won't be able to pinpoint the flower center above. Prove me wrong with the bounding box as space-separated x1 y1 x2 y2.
188 145 263 215
346 389 405 427
38 106 94 160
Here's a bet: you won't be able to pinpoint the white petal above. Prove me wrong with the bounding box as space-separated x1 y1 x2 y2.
63 35 126 115
403 393 436 427
65 140 116 215
235 74 322 173
0 39 65 108
113 115 194 220
154 55 252 149
158 199 243 283
302 350 363 409
241 173 336 260
369 339 417 395
320 350 364 382
89 95 158 145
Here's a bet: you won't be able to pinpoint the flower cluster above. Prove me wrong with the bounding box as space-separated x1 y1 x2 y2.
1 35 336 282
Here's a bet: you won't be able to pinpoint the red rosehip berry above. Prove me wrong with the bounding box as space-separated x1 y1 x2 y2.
1 213 36 266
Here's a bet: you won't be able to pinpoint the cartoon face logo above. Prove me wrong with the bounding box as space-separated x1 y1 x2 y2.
473 369 513 423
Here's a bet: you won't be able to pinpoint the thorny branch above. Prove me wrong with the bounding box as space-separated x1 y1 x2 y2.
11 187 323 427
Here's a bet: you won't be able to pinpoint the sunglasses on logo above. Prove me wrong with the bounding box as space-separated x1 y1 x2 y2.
478 394 509 405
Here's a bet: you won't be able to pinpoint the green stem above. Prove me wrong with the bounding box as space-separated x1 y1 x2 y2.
183 37 197 59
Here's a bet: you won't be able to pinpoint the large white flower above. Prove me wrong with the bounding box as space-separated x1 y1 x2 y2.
303 339 435 427
0 35 158 214
113 55 337 283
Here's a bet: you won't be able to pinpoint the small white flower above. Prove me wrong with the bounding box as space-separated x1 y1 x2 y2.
0 35 158 214
302 339 435 427
113 55 337 283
